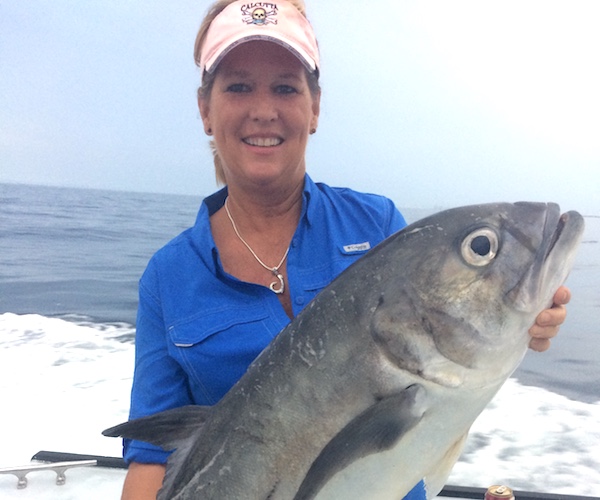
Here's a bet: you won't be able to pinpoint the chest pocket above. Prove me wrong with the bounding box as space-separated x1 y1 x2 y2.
303 243 371 290
167 306 275 404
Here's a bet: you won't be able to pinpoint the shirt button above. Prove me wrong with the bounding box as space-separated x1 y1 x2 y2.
295 296 305 305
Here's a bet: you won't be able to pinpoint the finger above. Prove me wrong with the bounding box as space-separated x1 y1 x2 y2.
535 304 567 328
528 337 551 352
553 286 571 306
528 323 560 340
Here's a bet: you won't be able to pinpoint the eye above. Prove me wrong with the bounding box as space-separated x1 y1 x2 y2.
460 227 499 267
274 84 298 95
226 83 251 93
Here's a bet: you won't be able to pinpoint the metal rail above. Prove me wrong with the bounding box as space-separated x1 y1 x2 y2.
0 459 97 489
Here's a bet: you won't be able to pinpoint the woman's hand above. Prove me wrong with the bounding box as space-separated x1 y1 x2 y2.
528 286 571 352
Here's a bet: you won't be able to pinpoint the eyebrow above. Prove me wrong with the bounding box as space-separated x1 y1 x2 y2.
277 72 303 81
221 69 251 79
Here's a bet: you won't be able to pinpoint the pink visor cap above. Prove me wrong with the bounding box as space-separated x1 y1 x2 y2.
200 1 320 74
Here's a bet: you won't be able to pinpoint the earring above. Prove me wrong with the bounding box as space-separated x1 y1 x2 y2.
310 128 317 135
207 128 213 136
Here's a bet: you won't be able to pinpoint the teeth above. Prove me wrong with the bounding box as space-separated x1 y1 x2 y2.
243 137 282 147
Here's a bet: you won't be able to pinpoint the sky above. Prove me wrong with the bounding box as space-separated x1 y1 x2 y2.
1 0 599 213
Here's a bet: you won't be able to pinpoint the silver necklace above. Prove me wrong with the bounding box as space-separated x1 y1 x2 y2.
224 197 290 295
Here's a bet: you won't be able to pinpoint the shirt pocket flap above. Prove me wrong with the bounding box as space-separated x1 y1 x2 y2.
168 306 270 347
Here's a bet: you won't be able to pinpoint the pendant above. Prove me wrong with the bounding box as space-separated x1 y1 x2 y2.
269 269 285 294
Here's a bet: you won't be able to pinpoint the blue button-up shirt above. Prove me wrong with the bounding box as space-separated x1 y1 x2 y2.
125 175 414 478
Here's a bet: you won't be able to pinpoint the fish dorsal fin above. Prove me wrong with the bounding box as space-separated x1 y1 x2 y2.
104 405 213 500
103 405 211 451
294 384 426 500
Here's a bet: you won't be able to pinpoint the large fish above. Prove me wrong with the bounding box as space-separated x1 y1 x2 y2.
104 202 584 499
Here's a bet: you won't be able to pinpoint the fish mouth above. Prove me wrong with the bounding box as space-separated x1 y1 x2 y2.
544 211 568 261
540 207 584 266
507 203 584 312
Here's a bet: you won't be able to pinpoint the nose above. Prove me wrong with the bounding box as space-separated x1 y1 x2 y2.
247 90 278 123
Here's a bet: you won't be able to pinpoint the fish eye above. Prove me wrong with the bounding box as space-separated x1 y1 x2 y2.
460 228 499 266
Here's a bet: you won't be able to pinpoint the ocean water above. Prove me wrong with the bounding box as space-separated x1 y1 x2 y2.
1 182 599 497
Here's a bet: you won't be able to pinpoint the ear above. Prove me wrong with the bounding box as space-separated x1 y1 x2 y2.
198 93 212 136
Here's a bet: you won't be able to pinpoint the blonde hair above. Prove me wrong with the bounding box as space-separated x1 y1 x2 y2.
194 0 318 185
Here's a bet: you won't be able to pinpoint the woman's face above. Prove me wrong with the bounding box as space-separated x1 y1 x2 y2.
199 41 320 190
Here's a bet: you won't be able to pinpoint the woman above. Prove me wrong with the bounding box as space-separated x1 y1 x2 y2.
120 1 570 498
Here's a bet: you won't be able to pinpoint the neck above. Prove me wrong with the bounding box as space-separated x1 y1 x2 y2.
224 179 304 235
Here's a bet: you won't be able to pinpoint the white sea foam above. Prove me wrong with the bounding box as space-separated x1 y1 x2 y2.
1 313 599 498
0 313 134 497
449 378 600 495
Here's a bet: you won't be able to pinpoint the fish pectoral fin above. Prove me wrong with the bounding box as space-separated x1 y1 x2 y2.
294 384 426 500
102 405 212 451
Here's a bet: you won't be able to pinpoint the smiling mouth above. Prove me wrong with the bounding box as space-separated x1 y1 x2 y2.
242 137 283 147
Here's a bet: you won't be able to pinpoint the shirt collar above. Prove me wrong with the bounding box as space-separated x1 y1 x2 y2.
302 174 317 227
199 174 318 226
203 186 228 217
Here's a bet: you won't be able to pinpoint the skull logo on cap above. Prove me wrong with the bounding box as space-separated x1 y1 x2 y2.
242 5 278 25
252 8 266 23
